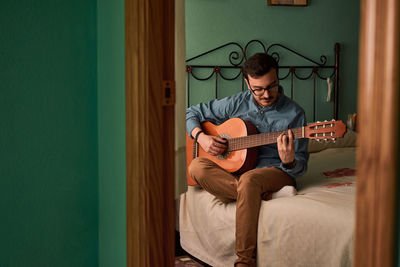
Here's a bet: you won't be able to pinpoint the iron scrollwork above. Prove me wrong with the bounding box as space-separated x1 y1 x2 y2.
186 40 340 120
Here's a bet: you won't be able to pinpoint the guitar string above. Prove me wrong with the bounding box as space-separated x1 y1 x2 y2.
228 128 303 152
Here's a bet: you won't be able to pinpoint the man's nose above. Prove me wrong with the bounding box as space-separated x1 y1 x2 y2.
262 89 270 97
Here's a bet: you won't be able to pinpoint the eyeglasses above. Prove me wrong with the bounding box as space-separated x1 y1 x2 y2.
248 82 279 96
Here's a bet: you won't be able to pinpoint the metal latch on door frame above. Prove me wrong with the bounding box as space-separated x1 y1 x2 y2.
162 80 176 106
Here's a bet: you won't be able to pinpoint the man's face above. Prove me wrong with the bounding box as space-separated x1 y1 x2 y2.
245 68 280 108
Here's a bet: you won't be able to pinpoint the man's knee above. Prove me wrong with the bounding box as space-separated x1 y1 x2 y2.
237 171 259 191
188 157 213 181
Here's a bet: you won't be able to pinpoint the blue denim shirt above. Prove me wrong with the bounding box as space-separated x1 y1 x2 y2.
186 89 309 179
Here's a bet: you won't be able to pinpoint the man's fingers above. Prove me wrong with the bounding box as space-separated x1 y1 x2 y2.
212 137 228 148
278 133 288 146
209 138 227 155
276 130 295 164
278 131 294 146
214 136 227 143
209 146 225 156
282 134 288 144
277 133 283 144
288 129 293 141
212 144 227 152
201 135 228 156
212 141 227 149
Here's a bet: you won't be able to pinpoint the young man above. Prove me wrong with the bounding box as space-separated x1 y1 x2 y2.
186 53 309 267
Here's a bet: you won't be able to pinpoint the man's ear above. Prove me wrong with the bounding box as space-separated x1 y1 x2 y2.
244 78 251 90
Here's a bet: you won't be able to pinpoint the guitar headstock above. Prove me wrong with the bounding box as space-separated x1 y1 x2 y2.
305 120 347 141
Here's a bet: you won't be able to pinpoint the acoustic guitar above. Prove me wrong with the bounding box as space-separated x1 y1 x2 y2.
185 118 346 186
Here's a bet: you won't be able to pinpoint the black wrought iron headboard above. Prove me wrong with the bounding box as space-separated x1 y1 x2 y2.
186 40 340 121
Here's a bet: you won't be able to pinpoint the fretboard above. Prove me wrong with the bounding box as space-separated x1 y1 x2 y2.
227 127 304 152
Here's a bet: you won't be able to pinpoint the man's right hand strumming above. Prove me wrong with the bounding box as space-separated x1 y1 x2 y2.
192 128 227 156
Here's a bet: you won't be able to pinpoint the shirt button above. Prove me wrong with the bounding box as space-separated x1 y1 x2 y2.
260 110 264 114
256 125 259 128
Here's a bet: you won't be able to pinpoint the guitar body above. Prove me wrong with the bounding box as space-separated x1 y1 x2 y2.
186 118 258 186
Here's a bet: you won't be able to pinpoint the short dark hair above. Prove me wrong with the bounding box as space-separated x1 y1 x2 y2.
242 53 278 80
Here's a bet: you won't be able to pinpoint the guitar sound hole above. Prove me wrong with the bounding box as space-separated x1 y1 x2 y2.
216 134 230 159
216 151 230 160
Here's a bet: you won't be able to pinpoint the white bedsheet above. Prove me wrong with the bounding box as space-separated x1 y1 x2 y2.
179 147 356 267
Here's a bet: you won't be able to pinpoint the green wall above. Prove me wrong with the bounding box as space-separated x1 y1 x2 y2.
0 1 98 266
97 0 126 266
185 0 360 122
0 1 127 266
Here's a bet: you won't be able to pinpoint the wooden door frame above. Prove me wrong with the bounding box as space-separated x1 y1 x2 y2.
355 0 399 266
125 0 175 266
124 0 399 266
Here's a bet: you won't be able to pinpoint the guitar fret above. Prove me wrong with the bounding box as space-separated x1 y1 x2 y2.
228 128 303 152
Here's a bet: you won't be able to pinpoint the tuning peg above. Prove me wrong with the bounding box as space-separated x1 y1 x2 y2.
331 119 336 121
324 139 328 142
324 120 328 122
332 138 336 143
316 139 321 142
317 121 321 123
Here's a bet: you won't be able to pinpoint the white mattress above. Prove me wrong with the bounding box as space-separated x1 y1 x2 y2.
179 147 356 267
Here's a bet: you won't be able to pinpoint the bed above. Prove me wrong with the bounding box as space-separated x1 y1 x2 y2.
179 41 356 266
180 132 357 267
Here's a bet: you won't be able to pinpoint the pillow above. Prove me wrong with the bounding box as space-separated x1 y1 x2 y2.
307 129 357 153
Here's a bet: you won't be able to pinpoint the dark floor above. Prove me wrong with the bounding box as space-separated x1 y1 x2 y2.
175 255 204 267
175 231 211 267
175 230 187 257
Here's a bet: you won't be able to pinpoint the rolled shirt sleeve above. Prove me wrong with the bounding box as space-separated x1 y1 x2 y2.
186 94 241 138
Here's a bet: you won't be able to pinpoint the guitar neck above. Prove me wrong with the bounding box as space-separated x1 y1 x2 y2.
228 127 304 152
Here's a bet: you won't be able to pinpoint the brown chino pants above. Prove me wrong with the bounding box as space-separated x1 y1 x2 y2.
188 157 295 267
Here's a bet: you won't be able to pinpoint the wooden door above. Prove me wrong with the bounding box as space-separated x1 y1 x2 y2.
355 0 399 266
125 0 175 266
